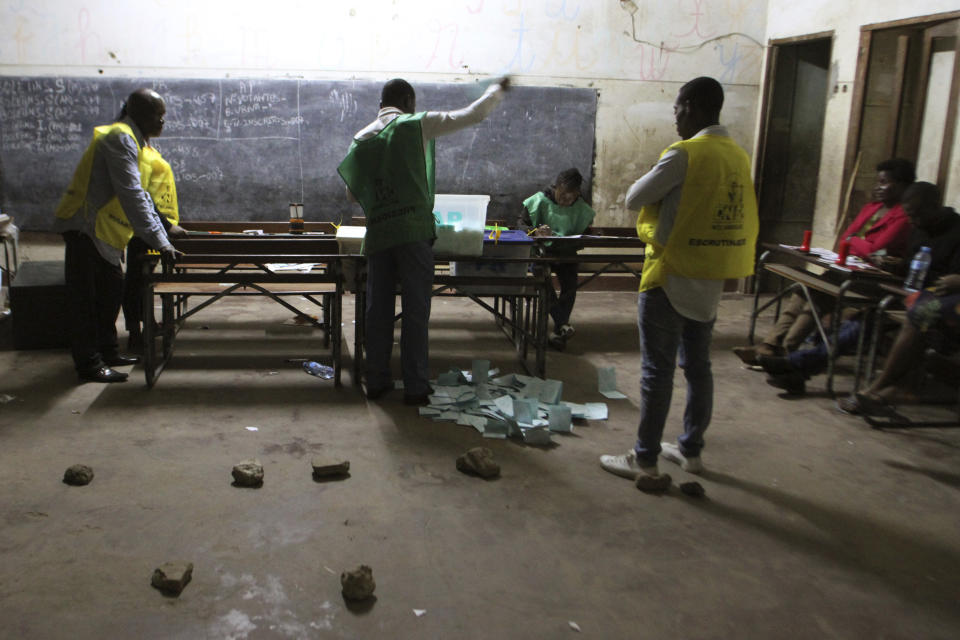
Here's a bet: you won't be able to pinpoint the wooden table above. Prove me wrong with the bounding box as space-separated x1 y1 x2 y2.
141 231 343 388
749 243 901 395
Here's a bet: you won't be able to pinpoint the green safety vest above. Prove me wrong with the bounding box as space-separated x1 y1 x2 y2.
337 113 436 255
522 191 596 253
55 121 151 251
636 134 759 291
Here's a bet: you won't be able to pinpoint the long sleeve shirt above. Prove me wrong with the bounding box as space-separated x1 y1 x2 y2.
840 201 911 259
345 83 505 205
624 125 728 322
53 116 172 265
353 82 505 144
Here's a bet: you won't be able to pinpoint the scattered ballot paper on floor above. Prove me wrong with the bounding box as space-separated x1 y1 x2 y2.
598 366 628 399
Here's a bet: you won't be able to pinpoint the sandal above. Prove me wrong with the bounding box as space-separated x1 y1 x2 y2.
836 395 861 415
852 392 898 418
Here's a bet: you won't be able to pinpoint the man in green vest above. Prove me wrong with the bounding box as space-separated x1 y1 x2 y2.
339 77 509 405
600 77 759 489
519 167 596 350
54 88 181 383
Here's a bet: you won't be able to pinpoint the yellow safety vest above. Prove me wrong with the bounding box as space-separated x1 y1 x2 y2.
637 135 758 291
55 122 148 250
140 146 179 225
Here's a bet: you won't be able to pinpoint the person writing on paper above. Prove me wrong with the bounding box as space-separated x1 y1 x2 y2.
731 158 915 366
53 88 182 383
338 77 510 406
599 77 758 488
518 168 596 350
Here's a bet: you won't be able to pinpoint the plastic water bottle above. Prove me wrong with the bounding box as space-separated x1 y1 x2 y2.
903 246 932 291
302 361 334 380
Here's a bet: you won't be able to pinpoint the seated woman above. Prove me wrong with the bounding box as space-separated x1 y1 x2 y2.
518 168 596 350
732 158 916 365
759 182 960 395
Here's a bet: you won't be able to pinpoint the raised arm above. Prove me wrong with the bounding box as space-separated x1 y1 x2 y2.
420 79 508 140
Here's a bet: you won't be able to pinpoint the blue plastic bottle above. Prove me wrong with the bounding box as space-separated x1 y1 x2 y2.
303 361 334 379
903 246 932 291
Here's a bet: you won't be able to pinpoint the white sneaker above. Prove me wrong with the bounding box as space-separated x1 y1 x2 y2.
660 442 704 474
600 450 658 480
558 324 575 339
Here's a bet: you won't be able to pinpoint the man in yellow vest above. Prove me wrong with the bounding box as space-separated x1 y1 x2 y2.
123 144 185 353
338 77 509 406
600 77 758 488
54 88 181 383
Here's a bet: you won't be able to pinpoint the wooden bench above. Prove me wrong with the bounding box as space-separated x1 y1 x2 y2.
142 250 344 388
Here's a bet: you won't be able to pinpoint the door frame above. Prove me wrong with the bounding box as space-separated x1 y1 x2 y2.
842 10 960 217
755 30 835 204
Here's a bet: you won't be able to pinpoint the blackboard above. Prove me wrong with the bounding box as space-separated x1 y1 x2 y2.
0 76 597 231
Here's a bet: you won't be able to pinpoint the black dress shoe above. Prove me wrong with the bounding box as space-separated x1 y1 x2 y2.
403 393 431 406
104 354 140 367
364 384 392 400
78 366 129 383
757 354 795 375
765 371 806 395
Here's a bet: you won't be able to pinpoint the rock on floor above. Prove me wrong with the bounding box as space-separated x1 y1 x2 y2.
679 481 705 497
635 473 672 493
341 565 375 601
151 562 193 596
456 447 501 479
311 458 350 479
232 459 264 487
63 464 94 486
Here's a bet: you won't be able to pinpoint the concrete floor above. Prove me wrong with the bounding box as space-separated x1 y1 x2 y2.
1 252 960 638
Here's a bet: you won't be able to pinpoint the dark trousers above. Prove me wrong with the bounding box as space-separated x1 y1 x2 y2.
365 240 434 396
63 231 123 372
548 261 579 329
122 236 150 335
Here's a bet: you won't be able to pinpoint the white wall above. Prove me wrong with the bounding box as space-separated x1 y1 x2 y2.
0 0 767 227
763 1 960 245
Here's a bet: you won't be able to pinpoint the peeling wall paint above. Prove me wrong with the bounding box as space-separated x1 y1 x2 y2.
0 0 767 226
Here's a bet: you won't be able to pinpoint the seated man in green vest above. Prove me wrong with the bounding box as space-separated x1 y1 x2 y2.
339 77 509 406
519 168 596 351
54 88 181 383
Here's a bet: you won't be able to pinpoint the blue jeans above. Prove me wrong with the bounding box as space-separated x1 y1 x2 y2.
365 240 434 396
635 287 715 465
787 318 863 377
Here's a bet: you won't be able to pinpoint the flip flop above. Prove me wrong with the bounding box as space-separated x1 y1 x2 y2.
836 395 861 415
853 392 898 418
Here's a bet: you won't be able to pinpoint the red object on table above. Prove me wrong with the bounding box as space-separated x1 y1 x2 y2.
835 239 850 265
800 230 812 252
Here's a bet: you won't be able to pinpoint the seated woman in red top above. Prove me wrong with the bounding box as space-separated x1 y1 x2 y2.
839 157 914 259
733 157 915 365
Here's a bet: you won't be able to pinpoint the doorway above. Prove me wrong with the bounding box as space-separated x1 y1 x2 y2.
755 35 833 248
843 11 960 224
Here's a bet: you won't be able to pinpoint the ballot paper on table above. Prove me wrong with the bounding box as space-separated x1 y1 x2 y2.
266 263 318 272
598 367 628 399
